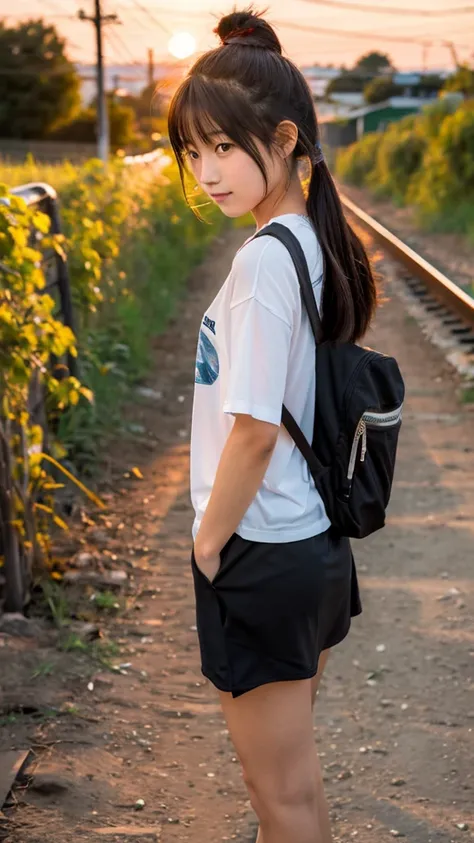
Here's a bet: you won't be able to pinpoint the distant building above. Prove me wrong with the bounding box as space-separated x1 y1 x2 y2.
320 96 435 147
300 65 341 99
327 92 365 108
76 62 185 106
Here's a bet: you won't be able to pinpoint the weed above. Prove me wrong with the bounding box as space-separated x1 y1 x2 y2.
62 704 80 716
40 580 71 628
58 631 119 670
59 633 88 652
460 385 474 404
0 714 18 726
91 590 121 611
92 639 120 669
31 661 55 679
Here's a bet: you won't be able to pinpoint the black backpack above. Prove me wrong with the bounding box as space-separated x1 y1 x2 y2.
254 222 405 540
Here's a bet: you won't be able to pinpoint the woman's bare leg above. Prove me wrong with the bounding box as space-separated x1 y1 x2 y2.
219 679 323 843
310 650 332 843
254 649 332 843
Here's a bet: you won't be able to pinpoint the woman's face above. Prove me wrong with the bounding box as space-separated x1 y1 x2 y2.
185 129 286 219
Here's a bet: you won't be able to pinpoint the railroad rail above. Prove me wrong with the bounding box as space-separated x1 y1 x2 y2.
341 194 474 331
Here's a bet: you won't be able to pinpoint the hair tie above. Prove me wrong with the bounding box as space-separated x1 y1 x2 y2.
314 141 324 165
221 26 256 46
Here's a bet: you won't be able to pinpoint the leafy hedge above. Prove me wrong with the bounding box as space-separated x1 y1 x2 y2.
0 156 223 608
336 98 474 240
0 188 95 609
50 158 222 469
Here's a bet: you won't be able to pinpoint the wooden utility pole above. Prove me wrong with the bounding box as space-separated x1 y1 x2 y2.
148 48 155 88
78 2 118 162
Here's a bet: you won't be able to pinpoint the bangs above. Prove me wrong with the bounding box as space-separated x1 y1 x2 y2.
168 75 270 165
169 78 226 151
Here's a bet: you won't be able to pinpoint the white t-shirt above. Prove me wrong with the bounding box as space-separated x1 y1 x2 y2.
190 213 331 544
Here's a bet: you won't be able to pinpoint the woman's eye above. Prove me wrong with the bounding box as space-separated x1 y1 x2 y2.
217 142 233 153
187 150 199 161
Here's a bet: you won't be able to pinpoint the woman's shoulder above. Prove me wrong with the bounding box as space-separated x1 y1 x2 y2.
232 228 291 272
235 215 321 269
230 217 323 306
229 232 298 313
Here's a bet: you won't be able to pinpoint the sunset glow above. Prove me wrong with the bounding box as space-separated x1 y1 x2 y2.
168 32 197 60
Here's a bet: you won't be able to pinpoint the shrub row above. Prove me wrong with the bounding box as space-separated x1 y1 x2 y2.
336 98 474 240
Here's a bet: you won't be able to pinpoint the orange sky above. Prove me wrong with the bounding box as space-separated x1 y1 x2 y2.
2 0 473 70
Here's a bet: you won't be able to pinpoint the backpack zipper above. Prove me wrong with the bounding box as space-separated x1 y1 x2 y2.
346 404 403 483
347 419 367 483
362 406 404 428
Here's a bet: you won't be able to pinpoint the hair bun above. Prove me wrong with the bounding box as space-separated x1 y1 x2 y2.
215 9 282 54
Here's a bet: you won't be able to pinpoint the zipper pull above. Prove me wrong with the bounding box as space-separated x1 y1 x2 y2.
360 421 367 463
347 419 366 482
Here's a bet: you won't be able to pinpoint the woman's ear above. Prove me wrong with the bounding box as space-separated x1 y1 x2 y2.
275 120 299 159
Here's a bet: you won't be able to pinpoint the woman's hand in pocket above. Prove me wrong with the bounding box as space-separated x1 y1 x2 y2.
193 543 221 585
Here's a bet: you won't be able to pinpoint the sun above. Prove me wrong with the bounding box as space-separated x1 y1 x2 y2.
168 32 197 60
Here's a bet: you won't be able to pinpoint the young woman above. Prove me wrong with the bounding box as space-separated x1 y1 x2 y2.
168 9 377 843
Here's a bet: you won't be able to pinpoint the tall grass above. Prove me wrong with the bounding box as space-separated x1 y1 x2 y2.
0 155 80 192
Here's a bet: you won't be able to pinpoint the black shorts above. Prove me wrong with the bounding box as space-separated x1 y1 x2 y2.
191 527 361 699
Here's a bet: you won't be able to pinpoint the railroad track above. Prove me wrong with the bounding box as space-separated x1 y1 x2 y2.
341 194 474 349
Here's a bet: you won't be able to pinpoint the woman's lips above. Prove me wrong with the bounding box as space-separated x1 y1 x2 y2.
211 192 232 203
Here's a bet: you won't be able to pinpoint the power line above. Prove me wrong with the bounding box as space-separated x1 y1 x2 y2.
106 26 140 64
114 4 157 32
115 3 471 50
2 10 78 21
42 0 74 13
115 2 207 20
274 17 469 47
297 0 474 15
128 0 172 35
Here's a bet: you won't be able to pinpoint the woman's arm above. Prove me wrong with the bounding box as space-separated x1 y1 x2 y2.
193 413 279 578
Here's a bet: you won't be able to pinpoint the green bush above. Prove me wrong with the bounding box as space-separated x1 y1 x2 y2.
0 187 96 608
416 96 461 140
3 155 224 471
443 65 474 98
364 76 401 105
408 103 474 233
335 98 474 239
53 157 224 469
336 131 382 186
368 123 427 202
50 103 137 150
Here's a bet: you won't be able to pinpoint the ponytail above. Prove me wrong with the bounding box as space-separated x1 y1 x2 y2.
306 160 377 343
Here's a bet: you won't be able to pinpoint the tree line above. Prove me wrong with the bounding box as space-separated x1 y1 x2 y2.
0 19 166 149
325 50 474 106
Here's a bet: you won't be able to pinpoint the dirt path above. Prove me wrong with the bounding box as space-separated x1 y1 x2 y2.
1 225 474 843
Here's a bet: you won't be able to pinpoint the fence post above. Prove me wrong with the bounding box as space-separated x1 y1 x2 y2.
0 425 25 613
46 193 79 379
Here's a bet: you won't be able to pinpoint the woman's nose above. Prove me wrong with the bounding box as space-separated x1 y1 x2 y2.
199 157 220 187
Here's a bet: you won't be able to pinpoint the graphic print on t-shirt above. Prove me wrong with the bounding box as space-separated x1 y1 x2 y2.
195 328 219 385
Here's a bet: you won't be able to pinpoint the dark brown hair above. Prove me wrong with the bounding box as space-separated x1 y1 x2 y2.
168 7 377 342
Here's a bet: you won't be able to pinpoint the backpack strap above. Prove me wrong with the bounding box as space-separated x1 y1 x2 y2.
280 403 325 479
253 221 325 479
